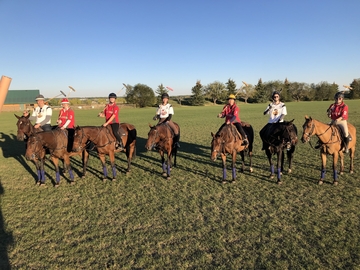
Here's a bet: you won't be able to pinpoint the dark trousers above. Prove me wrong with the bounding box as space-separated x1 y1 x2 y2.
67 128 75 152
110 123 123 145
218 122 247 139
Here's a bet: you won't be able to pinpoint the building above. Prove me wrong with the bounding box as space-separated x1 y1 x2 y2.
3 90 40 112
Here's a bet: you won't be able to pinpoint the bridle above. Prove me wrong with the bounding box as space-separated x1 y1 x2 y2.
27 135 45 160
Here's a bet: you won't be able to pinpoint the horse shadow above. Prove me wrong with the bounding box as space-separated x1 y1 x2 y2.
0 180 14 269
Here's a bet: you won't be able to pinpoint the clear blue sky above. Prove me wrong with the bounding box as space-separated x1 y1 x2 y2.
2 0 360 98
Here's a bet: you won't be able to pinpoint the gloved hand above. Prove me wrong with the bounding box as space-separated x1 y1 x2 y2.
153 115 158 121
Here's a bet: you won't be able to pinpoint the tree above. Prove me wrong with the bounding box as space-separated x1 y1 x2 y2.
155 83 168 104
348 78 360 99
225 78 237 96
190 80 205 106
204 81 226 104
237 83 256 103
288 82 310 102
253 78 268 103
125 83 156 108
313 81 338 101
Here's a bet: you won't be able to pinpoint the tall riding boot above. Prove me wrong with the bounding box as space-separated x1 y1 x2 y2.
174 134 180 148
344 136 349 153
238 127 248 145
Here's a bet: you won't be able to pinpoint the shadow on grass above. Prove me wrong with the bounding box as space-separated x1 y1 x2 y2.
0 180 13 270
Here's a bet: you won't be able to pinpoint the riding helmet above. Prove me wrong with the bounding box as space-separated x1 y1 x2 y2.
108 93 117 99
35 94 45 101
227 94 236 100
272 91 280 99
161 93 169 99
334 91 344 100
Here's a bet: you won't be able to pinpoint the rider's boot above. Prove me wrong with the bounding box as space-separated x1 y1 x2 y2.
242 135 248 146
344 136 349 153
174 134 180 148
116 137 124 151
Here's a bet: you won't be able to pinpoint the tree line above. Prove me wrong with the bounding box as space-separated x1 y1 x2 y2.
48 78 360 108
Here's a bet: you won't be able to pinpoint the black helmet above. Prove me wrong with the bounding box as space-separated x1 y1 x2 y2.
109 93 117 99
334 91 344 100
161 93 169 99
272 91 280 99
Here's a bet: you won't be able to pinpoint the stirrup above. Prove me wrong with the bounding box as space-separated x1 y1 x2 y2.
242 139 248 146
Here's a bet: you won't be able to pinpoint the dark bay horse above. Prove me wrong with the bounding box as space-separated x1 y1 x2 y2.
25 129 89 186
72 124 137 181
260 120 298 184
145 122 180 180
15 114 47 183
301 116 356 185
211 122 254 183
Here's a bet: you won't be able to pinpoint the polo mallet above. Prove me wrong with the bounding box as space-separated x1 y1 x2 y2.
46 90 67 103
117 86 125 96
343 85 353 90
122 83 130 92
68 86 76 97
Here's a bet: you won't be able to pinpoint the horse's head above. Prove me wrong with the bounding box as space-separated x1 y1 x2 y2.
301 116 314 143
145 125 159 151
73 126 87 152
15 114 32 141
25 135 45 161
210 132 223 161
282 120 298 150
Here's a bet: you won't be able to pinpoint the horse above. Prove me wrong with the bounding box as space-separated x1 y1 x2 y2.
15 114 48 184
259 120 298 184
301 116 356 185
210 122 254 183
145 122 180 180
72 124 137 182
25 129 89 186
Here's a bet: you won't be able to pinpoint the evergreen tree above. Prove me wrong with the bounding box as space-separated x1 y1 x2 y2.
349 78 360 99
254 78 268 103
155 83 168 104
190 80 205 106
225 78 237 96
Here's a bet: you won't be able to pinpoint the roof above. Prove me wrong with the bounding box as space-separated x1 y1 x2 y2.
4 90 40 104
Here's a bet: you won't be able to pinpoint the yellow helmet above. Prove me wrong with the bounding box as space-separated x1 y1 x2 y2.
227 94 236 100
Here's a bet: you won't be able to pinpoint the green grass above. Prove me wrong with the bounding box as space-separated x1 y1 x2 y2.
1 100 360 269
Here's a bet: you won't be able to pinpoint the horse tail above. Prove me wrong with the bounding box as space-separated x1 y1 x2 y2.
127 127 137 159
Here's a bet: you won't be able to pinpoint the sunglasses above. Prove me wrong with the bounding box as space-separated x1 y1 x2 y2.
273 96 279 98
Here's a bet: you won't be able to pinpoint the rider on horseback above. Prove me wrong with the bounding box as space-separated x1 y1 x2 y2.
98 93 124 151
57 98 75 152
23 94 53 131
259 91 287 150
327 91 350 153
153 93 180 148
217 94 248 145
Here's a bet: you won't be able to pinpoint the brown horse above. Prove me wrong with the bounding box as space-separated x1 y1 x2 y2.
15 114 47 183
260 120 298 184
301 116 356 185
72 124 137 181
211 122 254 183
145 122 180 180
25 129 89 186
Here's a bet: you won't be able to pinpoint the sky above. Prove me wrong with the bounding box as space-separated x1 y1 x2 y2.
1 0 360 98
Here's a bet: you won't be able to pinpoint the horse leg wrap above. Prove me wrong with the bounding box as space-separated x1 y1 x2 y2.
270 165 274 174
277 168 281 179
334 170 338 180
167 163 171 176
55 171 60 183
37 170 41 182
321 169 326 179
223 168 227 180
162 163 166 172
41 170 46 183
103 166 108 178
232 167 236 180
112 166 116 178
69 169 74 180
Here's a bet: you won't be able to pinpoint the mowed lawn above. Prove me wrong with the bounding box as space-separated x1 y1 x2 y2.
0 100 359 269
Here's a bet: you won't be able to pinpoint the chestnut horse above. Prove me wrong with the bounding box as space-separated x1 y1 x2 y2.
72 124 137 182
145 122 180 180
25 129 89 186
301 116 356 185
260 120 298 184
211 122 254 183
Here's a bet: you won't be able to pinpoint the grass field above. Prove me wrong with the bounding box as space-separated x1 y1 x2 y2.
1 100 360 269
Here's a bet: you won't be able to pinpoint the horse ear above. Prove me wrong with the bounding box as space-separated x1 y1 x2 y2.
15 114 20 119
305 115 309 120
211 132 214 137
290 119 295 123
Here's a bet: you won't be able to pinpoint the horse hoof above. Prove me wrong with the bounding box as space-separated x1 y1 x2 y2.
340 171 344 175
249 168 253 173
70 181 75 185
231 180 236 183
81 175 86 179
40 183 46 187
269 174 274 179
318 180 323 185
103 179 107 183
333 181 338 186
167 176 171 180
288 169 292 174
222 180 227 184
350 170 354 174
36 181 41 185
54 184 59 188
112 178 116 182
162 172 167 177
